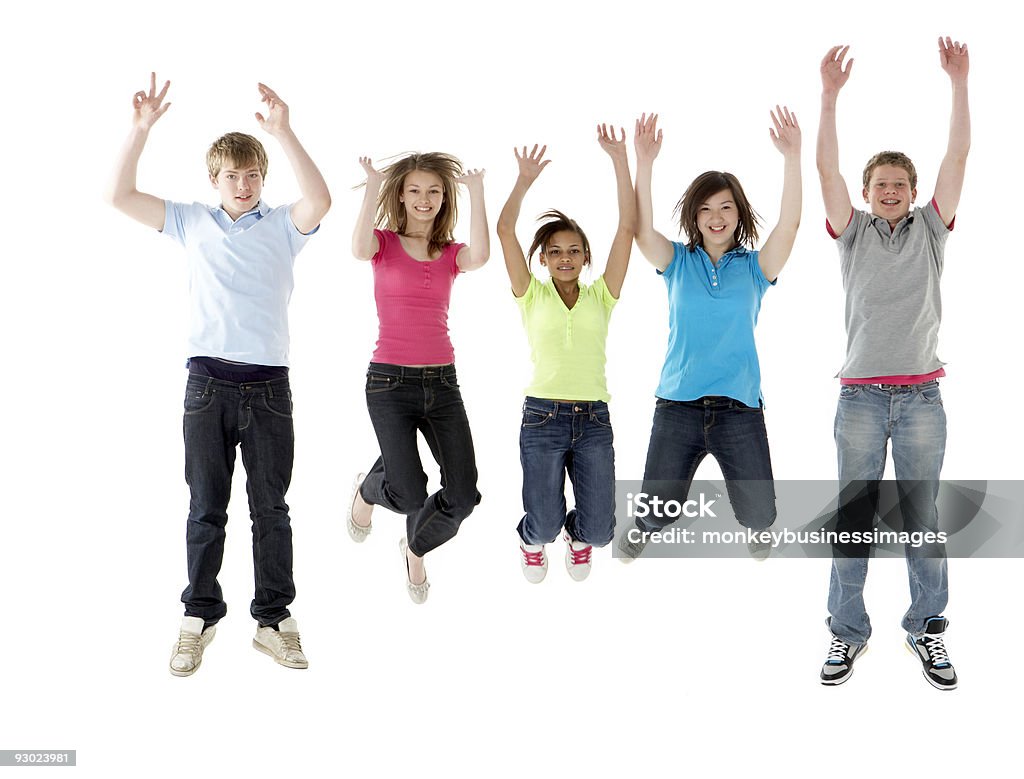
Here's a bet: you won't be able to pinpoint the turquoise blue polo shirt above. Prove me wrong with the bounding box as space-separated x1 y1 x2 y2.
655 242 774 408
162 200 316 366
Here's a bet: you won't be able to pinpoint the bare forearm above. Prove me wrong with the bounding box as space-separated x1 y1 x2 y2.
352 177 382 260
463 183 490 269
107 125 165 230
497 177 531 237
946 80 971 160
274 129 330 212
815 93 840 177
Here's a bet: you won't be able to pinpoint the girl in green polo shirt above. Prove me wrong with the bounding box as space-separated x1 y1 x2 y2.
496 125 635 583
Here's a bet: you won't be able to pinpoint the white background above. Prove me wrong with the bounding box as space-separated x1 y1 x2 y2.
2 0 1021 776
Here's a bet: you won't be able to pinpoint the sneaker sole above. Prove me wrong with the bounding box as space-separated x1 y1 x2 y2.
252 639 309 669
347 473 371 543
820 644 868 686
169 662 201 678
904 640 958 691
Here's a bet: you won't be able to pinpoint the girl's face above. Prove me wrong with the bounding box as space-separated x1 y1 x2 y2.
539 230 587 281
399 169 445 226
697 189 739 251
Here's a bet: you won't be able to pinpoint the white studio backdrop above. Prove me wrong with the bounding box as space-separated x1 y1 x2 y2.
2 0 1021 776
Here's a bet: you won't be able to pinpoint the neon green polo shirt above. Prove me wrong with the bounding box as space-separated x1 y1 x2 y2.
516 274 617 402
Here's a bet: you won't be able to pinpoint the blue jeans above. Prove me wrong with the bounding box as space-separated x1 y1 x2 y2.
637 397 776 532
182 375 296 627
517 398 615 547
828 382 948 644
361 363 481 557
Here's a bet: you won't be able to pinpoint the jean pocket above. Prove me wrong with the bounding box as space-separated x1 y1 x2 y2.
918 383 943 406
261 391 293 418
440 373 460 389
522 409 553 428
839 385 861 400
184 390 215 414
366 373 400 394
591 410 613 428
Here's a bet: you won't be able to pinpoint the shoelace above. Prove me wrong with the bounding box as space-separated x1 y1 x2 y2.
568 544 593 565
521 547 545 567
826 636 851 664
175 631 202 657
278 632 303 654
921 634 950 666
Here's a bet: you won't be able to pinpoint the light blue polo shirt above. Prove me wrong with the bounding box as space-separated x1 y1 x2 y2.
162 200 316 366
655 242 774 408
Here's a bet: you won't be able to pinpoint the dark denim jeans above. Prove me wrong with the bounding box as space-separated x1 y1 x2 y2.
517 397 615 547
182 375 296 627
637 396 776 532
828 381 948 644
361 363 481 557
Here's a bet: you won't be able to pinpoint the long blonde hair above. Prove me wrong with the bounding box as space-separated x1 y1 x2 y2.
374 152 463 257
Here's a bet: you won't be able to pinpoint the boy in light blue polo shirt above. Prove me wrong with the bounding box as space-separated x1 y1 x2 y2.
108 74 330 676
816 39 970 690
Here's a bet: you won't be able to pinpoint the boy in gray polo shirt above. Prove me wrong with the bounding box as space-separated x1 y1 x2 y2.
108 74 331 676
815 39 970 690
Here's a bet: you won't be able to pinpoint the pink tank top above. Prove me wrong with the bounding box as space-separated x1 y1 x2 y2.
371 229 465 365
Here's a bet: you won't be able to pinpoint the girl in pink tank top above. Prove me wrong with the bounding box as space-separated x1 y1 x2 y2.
347 152 489 604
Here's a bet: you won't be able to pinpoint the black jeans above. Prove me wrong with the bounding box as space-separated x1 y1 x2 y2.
361 363 481 556
182 375 295 626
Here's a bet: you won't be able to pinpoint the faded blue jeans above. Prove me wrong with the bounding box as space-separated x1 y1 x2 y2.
517 398 615 547
828 381 948 644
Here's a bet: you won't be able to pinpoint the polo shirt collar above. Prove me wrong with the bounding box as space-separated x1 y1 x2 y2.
216 199 270 223
869 210 914 237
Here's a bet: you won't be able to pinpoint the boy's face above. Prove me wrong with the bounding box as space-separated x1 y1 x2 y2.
863 164 916 224
210 157 264 220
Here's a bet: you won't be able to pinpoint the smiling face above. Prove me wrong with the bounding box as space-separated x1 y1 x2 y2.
210 157 263 220
399 169 445 228
697 189 739 253
863 164 917 224
539 229 588 281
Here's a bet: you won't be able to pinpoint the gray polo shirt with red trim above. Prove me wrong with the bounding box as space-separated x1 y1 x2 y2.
831 202 952 379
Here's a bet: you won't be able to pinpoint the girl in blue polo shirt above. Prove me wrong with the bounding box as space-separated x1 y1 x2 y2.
497 126 635 583
620 109 802 560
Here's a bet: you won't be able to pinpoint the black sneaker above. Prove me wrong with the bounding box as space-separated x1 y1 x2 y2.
820 631 868 686
616 526 648 564
906 616 958 691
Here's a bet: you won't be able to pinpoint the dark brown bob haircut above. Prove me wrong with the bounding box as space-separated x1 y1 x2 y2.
673 171 761 252
527 210 591 268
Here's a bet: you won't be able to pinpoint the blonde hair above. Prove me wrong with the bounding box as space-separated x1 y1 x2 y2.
207 132 269 179
375 152 463 256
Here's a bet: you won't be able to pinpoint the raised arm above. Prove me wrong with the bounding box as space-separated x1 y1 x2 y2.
255 83 331 235
633 113 674 271
596 124 635 298
497 145 549 297
455 169 489 271
352 158 383 261
759 106 802 282
932 37 970 226
106 72 171 230
816 46 855 237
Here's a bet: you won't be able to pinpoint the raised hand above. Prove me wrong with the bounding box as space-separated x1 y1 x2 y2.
938 36 969 83
255 83 290 136
769 105 800 157
597 123 627 162
634 113 663 165
132 72 171 130
514 144 550 182
359 156 384 184
821 45 853 95
456 168 486 189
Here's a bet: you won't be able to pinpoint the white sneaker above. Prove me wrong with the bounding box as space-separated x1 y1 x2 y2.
564 531 593 582
565 532 598 581
520 542 548 584
253 617 308 669
169 616 215 677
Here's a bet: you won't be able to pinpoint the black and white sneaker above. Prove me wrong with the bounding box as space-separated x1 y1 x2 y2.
820 630 868 686
906 616 958 691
